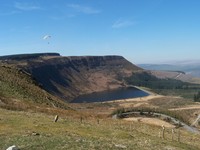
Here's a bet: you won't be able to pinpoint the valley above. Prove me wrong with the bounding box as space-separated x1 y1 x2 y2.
0 53 200 150
1 0 200 149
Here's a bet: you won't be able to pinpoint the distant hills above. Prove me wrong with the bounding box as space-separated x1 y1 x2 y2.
138 62 200 77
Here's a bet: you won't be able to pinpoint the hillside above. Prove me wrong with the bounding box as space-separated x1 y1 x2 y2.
0 53 142 102
0 62 69 111
1 107 200 150
1 53 199 102
0 53 200 149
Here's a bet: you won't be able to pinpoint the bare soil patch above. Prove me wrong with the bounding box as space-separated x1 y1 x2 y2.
123 117 175 128
106 94 164 108
169 105 200 111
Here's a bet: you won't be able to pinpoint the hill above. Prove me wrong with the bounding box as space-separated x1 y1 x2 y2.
0 53 200 149
0 62 69 111
0 53 142 102
139 63 200 78
1 53 199 102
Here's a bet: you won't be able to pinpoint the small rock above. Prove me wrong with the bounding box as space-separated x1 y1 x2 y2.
115 144 127 149
6 145 19 150
32 132 40 136
112 115 117 119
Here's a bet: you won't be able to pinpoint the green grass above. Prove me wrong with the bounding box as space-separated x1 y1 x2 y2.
0 64 69 109
124 71 200 100
0 108 200 150
0 62 200 149
154 89 200 99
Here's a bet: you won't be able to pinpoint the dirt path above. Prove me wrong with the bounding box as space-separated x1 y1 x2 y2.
192 115 200 126
123 117 175 128
175 73 183 79
116 95 164 108
169 105 200 111
118 111 200 134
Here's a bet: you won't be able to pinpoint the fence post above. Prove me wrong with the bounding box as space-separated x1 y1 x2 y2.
162 125 165 139
54 115 59 122
171 128 174 141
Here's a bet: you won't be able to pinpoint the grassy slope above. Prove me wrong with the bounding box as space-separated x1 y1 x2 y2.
0 108 200 150
0 64 69 110
0 62 200 149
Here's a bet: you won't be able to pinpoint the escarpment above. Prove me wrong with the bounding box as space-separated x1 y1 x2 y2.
0 53 142 102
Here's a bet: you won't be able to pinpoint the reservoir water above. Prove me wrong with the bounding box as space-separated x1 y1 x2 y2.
72 87 149 103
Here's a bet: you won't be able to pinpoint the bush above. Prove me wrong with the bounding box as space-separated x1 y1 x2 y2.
194 91 200 102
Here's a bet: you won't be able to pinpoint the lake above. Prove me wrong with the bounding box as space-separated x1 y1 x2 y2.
71 87 149 103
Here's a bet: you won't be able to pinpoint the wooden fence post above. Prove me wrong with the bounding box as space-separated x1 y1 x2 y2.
171 128 174 141
162 125 165 139
54 115 59 122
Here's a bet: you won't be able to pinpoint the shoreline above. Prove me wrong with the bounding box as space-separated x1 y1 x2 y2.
101 86 163 103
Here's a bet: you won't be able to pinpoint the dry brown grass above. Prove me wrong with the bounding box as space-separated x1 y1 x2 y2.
0 108 200 150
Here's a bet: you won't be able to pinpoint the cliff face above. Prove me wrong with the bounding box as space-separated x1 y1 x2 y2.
1 53 142 102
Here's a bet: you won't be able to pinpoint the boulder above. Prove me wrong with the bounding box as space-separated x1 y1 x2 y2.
6 145 19 150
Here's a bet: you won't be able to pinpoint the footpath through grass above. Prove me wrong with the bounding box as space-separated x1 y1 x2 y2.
0 108 200 150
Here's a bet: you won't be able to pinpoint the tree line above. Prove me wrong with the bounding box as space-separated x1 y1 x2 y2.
124 72 200 102
124 72 193 90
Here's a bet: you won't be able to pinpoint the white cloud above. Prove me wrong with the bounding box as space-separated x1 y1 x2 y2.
0 11 20 16
112 19 135 29
49 13 77 21
67 4 101 14
14 2 41 11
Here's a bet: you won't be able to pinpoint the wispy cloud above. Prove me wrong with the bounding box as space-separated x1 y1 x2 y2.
112 19 135 29
0 10 20 16
14 2 41 11
50 14 76 20
67 4 101 14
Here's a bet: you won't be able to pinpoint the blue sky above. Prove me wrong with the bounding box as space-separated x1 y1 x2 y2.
0 0 200 64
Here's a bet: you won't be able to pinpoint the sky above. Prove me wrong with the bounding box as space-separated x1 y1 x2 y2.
0 0 200 64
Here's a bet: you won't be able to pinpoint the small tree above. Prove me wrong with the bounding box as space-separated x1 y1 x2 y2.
194 91 200 102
